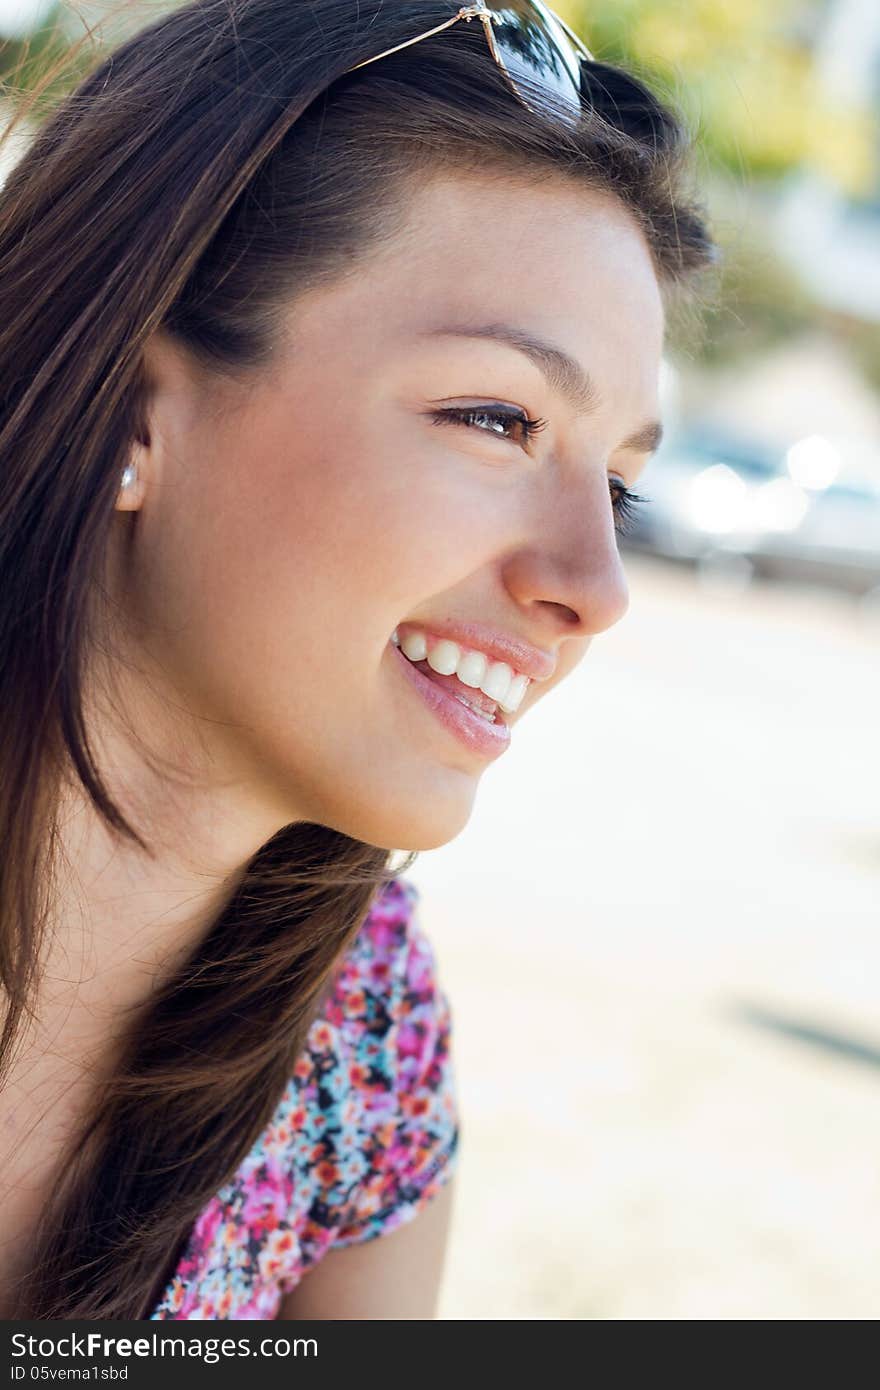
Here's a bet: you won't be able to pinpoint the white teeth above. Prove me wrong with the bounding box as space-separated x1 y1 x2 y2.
454 650 488 689
400 629 427 662
502 673 530 712
426 639 461 678
391 626 531 714
481 660 513 703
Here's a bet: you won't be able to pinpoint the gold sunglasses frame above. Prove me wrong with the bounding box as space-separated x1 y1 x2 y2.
345 1 595 118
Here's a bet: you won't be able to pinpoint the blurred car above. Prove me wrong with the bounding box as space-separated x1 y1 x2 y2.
749 474 880 594
621 426 880 596
620 427 790 561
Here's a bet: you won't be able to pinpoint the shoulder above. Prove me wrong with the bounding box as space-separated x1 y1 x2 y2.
306 875 456 1132
150 877 459 1319
319 876 448 1043
324 875 424 1004
296 874 459 1252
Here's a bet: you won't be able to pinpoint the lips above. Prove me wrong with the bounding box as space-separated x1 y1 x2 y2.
409 659 499 715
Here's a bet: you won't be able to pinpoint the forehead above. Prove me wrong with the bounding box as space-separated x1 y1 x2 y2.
389 171 657 329
286 170 664 397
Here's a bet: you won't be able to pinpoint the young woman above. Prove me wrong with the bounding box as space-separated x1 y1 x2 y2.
0 0 716 1319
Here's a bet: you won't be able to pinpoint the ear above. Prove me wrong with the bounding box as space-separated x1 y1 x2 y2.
115 444 148 512
114 328 183 513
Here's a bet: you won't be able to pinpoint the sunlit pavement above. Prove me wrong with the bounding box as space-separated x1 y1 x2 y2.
411 552 879 1320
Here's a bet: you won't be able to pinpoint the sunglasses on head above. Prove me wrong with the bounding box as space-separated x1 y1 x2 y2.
345 1 595 128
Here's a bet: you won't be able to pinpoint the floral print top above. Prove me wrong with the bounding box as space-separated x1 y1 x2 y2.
149 877 459 1319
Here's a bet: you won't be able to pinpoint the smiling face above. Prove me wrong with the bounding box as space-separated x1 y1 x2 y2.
112 169 665 852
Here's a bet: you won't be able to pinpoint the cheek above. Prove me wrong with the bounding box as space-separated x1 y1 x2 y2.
236 406 512 622
136 402 507 716
123 398 522 843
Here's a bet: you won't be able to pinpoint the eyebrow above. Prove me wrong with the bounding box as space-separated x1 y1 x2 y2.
418 321 664 456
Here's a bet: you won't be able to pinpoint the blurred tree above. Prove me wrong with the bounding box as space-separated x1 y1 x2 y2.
0 1 96 115
557 0 875 196
558 0 880 384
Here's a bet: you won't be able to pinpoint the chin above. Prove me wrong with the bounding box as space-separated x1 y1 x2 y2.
317 778 478 853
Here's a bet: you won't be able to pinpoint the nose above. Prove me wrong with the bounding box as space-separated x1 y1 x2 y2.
503 474 631 640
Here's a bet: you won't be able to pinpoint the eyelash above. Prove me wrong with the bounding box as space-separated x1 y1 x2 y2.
429 405 650 537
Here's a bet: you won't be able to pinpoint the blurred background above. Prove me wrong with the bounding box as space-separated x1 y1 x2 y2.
3 0 878 1320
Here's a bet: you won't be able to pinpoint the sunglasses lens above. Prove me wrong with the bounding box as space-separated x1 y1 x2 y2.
487 1 585 125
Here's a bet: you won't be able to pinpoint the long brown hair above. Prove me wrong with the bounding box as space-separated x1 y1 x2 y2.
0 0 717 1318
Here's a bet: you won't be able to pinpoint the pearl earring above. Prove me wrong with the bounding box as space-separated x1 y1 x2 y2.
120 462 137 491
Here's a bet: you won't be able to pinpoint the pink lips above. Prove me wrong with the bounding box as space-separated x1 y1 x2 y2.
391 642 512 760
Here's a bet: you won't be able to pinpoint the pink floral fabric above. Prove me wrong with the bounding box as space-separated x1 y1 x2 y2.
149 877 459 1319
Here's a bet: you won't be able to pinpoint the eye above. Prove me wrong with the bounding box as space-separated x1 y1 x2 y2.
610 480 649 537
428 404 548 448
430 405 650 537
